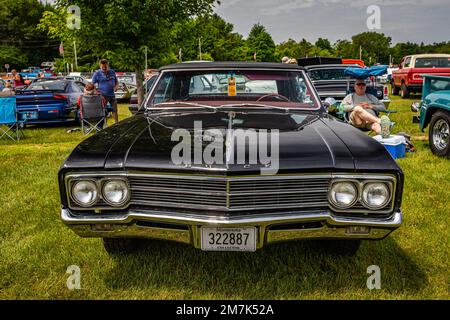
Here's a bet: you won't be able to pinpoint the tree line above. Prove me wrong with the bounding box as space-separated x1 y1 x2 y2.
1 0 449 101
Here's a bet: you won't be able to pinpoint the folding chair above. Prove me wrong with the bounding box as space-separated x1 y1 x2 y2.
79 95 107 135
0 97 26 141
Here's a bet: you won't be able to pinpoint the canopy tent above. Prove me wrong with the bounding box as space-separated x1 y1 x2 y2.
344 65 388 80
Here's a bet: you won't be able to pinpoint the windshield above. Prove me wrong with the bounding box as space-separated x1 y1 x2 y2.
309 68 354 81
26 80 67 91
146 69 319 110
429 78 450 93
415 57 450 68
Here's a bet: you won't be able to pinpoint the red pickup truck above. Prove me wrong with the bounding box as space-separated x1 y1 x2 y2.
391 54 450 98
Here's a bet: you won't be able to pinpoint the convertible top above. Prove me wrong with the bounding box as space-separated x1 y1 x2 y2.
160 62 306 71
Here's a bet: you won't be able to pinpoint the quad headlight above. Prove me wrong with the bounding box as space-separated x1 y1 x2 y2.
71 180 98 207
329 181 358 209
102 179 130 206
362 182 391 209
328 179 393 211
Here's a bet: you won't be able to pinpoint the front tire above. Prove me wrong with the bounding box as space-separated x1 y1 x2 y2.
102 238 140 254
429 111 450 157
391 82 400 95
401 83 410 99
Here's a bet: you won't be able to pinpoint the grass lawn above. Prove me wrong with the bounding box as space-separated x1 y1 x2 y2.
0 95 448 299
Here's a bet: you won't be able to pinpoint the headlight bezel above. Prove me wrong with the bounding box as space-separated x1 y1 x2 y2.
70 179 99 207
328 176 395 212
361 181 393 210
329 180 359 209
66 174 131 210
101 178 131 207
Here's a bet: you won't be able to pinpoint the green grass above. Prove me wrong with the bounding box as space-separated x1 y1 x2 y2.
0 96 449 299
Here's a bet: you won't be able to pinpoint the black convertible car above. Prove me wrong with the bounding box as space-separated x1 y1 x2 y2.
58 62 403 255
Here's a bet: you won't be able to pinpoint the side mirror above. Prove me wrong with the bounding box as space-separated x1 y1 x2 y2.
411 102 420 112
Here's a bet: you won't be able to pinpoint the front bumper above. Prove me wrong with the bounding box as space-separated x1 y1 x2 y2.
61 208 402 250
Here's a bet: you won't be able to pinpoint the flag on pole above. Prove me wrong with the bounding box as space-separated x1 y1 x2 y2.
59 42 64 55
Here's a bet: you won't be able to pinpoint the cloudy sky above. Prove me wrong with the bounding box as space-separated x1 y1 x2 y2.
215 0 450 44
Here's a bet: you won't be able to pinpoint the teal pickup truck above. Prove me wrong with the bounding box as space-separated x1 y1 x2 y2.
412 75 450 157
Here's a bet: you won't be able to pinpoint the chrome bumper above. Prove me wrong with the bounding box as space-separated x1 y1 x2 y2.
61 208 402 249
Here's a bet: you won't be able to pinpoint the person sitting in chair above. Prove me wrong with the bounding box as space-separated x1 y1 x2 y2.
77 83 107 132
341 79 390 137
77 82 107 110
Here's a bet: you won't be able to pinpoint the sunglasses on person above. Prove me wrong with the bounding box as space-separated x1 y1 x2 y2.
356 83 366 87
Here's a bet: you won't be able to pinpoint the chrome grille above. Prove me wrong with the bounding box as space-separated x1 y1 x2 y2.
129 174 331 211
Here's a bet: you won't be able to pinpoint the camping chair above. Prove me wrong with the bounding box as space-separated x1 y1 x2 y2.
79 94 107 135
0 97 26 141
341 66 397 133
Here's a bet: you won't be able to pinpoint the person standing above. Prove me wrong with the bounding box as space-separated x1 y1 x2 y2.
11 69 24 88
91 59 119 123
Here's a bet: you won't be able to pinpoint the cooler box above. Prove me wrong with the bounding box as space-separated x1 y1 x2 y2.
373 135 406 159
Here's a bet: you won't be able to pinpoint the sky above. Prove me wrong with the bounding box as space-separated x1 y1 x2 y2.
214 0 450 45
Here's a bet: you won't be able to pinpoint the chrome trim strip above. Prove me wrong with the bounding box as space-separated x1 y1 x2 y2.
62 208 402 228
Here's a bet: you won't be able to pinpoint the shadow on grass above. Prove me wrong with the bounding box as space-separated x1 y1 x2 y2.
104 237 427 298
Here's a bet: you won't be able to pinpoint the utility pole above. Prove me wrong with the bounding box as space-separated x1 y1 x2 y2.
199 37 202 60
359 46 362 61
73 40 78 71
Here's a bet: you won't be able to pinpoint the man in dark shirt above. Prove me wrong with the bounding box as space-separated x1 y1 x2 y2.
92 59 119 123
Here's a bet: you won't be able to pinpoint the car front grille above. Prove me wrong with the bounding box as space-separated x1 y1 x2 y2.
128 174 331 211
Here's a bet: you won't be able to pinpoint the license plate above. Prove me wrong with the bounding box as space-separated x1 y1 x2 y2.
21 111 38 120
201 227 256 252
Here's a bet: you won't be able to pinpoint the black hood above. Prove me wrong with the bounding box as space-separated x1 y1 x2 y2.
61 111 399 175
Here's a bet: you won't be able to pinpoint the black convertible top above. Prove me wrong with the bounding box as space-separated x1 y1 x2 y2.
160 61 306 71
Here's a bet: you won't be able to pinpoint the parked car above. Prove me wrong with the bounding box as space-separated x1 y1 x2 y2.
58 62 404 256
20 67 54 79
129 73 158 114
15 79 85 125
378 66 399 84
112 74 136 102
411 75 450 157
392 54 450 99
342 59 365 68
305 64 390 108
64 75 89 86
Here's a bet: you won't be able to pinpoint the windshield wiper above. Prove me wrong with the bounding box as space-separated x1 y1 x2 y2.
151 102 218 111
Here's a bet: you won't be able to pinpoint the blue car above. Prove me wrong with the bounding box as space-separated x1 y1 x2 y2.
15 79 85 125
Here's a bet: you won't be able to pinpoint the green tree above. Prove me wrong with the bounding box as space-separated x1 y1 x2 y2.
174 14 248 62
298 38 313 58
315 38 332 52
275 39 300 62
246 23 276 62
39 0 218 103
0 47 28 70
334 39 355 58
352 32 392 65
0 0 58 70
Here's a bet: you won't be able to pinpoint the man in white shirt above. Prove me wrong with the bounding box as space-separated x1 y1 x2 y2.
341 79 390 137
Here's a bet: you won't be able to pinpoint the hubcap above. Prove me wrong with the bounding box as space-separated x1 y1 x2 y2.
432 119 450 150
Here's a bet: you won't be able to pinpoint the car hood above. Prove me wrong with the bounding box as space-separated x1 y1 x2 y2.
62 111 399 174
